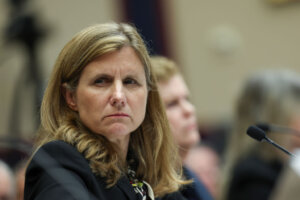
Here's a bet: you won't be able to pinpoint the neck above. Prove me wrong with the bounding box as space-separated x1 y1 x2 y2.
179 148 189 162
118 145 129 165
110 136 130 166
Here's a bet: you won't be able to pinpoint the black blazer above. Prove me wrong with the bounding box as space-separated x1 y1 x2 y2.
227 154 282 200
24 140 186 200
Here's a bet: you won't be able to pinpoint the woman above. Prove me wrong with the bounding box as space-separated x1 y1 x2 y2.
219 70 300 200
24 22 187 200
151 56 214 200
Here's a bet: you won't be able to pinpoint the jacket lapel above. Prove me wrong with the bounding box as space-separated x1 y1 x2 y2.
116 175 137 200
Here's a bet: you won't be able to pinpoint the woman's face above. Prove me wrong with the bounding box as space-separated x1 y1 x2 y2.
158 75 200 150
65 47 148 145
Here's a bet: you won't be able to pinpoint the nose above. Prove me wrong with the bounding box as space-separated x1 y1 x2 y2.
181 99 195 117
110 81 126 108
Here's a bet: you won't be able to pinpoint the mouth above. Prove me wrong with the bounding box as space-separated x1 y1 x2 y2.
186 123 198 131
105 113 130 118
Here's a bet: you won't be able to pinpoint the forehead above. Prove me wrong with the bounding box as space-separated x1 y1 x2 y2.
158 75 189 100
82 47 145 75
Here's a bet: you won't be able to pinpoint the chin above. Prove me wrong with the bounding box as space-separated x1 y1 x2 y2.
186 138 199 147
109 127 131 136
111 123 139 135
180 141 196 150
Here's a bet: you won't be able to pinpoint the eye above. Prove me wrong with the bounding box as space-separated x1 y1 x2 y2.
124 78 139 85
166 99 179 108
94 77 111 86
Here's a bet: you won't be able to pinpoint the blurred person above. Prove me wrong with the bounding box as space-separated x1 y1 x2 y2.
24 22 190 200
0 160 15 200
185 144 221 198
14 160 27 200
270 149 300 200
151 55 214 200
219 70 300 200
270 119 300 200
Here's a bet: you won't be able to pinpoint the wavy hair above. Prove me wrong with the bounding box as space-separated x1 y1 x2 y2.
35 22 185 197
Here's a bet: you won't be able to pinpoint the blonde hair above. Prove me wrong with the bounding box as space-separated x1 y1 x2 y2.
150 56 180 83
36 22 185 197
219 69 300 200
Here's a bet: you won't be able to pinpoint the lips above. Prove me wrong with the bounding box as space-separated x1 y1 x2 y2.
186 122 198 131
105 113 129 118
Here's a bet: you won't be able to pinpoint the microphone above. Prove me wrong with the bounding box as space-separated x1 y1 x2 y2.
247 125 295 157
256 123 300 137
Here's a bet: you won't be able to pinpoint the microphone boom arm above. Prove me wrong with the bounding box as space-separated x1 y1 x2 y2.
263 137 295 157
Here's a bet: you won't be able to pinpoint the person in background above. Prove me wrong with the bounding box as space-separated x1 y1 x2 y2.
151 55 214 200
185 144 221 198
14 160 27 200
270 150 300 200
24 22 189 200
0 160 15 200
219 70 300 200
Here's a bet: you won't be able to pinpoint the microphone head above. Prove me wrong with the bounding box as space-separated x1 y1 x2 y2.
247 125 266 142
255 123 271 132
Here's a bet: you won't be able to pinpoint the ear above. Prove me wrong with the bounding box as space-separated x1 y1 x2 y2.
62 83 78 111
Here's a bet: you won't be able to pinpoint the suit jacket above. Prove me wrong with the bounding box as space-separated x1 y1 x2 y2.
227 154 282 200
24 140 186 200
181 167 214 200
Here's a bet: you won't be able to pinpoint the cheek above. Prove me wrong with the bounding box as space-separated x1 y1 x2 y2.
77 92 103 119
166 110 182 130
137 98 147 124
77 95 92 113
166 112 184 140
133 90 148 113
